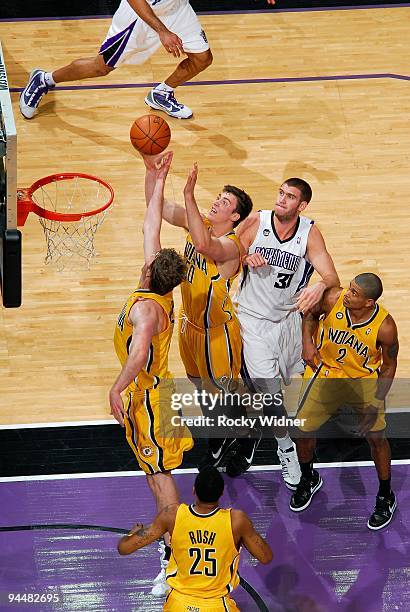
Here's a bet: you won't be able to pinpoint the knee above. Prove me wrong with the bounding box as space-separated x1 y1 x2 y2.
202 49 213 69
95 55 114 77
190 50 213 73
366 433 386 450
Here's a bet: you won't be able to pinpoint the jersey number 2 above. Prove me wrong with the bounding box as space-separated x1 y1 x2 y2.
189 547 217 576
335 348 347 363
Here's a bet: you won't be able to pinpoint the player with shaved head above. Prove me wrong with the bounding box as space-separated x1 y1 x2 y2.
293 273 399 530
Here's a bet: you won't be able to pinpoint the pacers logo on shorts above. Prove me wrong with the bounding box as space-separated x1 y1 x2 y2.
141 446 154 457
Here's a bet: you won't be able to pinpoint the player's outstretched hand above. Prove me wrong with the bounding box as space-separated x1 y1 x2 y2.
358 405 379 436
155 150 173 179
296 282 326 313
109 387 125 427
243 253 268 268
266 0 276 4
184 162 198 200
302 341 321 371
159 30 184 57
140 151 168 171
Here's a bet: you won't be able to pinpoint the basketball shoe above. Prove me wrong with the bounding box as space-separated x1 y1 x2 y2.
289 469 323 512
20 69 53 119
367 492 397 530
277 443 302 490
225 429 262 478
151 540 170 597
198 438 239 471
145 89 193 119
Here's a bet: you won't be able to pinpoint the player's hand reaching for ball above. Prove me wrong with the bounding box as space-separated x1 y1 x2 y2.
109 386 126 427
155 150 173 180
159 29 184 57
140 151 168 171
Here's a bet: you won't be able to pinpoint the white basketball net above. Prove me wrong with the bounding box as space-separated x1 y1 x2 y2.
31 175 112 270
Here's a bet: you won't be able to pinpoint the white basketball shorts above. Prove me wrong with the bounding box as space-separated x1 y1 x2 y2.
99 0 209 68
238 310 304 394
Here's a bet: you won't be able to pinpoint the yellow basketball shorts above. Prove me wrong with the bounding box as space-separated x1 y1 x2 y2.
164 589 240 612
179 315 242 391
124 381 193 475
297 364 386 433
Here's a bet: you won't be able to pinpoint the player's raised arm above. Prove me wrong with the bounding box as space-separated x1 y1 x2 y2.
142 153 188 229
231 510 273 565
143 151 173 262
109 303 158 427
183 163 240 263
296 225 340 313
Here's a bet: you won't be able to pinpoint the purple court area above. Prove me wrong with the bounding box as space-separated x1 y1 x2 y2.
1 464 410 611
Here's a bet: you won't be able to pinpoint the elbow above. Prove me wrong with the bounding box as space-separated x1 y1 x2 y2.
117 541 131 556
261 550 273 564
194 242 208 255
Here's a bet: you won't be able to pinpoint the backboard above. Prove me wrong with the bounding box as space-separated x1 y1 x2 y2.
0 40 21 307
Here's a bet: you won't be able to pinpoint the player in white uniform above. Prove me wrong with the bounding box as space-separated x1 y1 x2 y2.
231 178 339 487
20 0 212 120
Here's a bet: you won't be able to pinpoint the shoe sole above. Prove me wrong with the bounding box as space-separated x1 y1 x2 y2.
289 476 323 512
19 69 44 120
144 96 193 120
284 480 299 491
367 499 397 530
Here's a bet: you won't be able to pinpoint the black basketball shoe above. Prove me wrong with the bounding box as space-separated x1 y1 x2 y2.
289 469 323 512
198 438 238 470
225 429 262 478
367 492 397 530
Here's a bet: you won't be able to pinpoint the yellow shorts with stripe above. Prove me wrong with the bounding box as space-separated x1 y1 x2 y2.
124 380 193 475
164 589 239 612
297 364 386 433
179 315 241 391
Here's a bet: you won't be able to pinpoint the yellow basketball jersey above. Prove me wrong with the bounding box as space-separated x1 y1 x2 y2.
181 221 241 328
166 503 241 599
317 289 388 378
113 288 174 390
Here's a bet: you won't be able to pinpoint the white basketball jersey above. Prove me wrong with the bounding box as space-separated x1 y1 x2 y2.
235 211 314 323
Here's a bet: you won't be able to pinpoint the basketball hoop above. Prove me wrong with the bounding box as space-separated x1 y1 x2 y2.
17 173 114 269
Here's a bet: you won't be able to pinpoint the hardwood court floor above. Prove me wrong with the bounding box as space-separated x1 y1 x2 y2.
0 7 409 424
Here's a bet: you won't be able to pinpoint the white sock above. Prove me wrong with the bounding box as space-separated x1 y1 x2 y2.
276 434 294 452
154 81 173 93
44 72 55 87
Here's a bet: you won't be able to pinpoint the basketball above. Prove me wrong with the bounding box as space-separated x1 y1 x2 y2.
130 114 171 155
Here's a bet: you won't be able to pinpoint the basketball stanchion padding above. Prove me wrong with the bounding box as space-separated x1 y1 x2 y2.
17 173 114 270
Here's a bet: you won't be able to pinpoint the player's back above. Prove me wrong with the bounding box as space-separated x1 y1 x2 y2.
166 503 240 598
114 288 174 390
181 222 241 328
235 210 314 322
317 289 389 378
